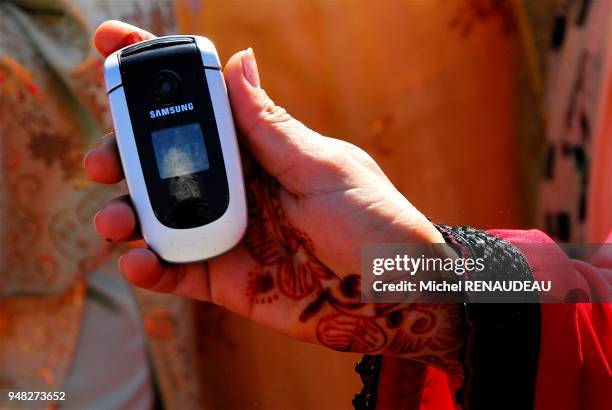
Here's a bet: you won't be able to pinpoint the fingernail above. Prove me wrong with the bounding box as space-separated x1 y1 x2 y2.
115 31 145 51
93 210 101 230
93 210 111 242
97 132 113 147
83 151 91 170
87 133 111 160
241 47 260 88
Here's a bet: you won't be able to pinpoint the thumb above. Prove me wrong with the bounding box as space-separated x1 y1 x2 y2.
224 48 333 195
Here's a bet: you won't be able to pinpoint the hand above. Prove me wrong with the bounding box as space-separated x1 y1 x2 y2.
86 21 463 377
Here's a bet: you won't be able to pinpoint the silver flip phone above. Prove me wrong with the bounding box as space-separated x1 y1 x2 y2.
104 35 247 263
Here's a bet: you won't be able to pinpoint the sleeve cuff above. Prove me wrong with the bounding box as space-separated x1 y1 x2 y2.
436 225 541 410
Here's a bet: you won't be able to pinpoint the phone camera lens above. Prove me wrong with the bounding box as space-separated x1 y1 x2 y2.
153 70 181 101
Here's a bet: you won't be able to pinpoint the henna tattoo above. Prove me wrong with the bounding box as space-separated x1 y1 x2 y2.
241 164 463 376
299 290 330 322
385 310 404 329
277 255 318 299
246 269 279 305
389 330 421 354
253 272 274 293
339 274 360 298
316 314 387 353
244 206 285 266
388 305 459 354
289 226 315 252
297 247 334 280
244 174 287 266
244 167 323 303
410 308 436 334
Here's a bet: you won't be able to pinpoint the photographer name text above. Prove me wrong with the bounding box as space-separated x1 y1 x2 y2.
372 279 551 293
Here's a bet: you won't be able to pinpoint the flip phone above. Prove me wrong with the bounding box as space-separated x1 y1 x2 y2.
104 35 247 263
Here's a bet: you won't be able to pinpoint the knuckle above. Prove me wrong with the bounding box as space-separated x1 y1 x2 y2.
332 140 379 171
344 142 377 166
245 91 295 140
312 143 354 176
260 98 293 126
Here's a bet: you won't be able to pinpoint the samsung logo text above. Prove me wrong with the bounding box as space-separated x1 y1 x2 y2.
150 103 194 119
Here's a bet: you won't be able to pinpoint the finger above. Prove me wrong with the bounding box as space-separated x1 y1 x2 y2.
224 49 340 196
119 248 213 299
94 20 156 57
84 133 124 184
118 242 322 341
119 248 163 288
94 196 140 242
121 244 254 311
120 248 210 298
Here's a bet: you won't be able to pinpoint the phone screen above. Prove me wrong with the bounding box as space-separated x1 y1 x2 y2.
151 123 210 179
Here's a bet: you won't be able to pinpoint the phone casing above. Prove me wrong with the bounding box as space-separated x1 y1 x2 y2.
104 35 247 263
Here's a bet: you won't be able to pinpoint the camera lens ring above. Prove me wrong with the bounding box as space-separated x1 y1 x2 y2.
152 70 181 102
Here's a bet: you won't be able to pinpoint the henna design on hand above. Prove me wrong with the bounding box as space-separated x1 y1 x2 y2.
277 255 318 300
241 163 464 378
316 314 387 353
245 269 278 305
388 305 459 354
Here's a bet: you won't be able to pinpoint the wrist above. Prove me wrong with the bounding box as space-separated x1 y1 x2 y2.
403 214 446 244
402 202 445 244
382 303 465 380
380 216 466 379
421 221 446 244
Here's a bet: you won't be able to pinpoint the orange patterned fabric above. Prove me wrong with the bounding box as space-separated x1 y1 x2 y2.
0 2 206 407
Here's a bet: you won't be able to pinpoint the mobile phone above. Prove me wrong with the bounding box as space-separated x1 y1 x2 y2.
104 35 247 263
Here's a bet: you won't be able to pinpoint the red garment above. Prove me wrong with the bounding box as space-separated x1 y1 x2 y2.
375 229 611 410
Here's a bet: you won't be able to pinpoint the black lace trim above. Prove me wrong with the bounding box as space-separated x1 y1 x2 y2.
436 225 541 410
353 355 382 410
435 225 538 302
